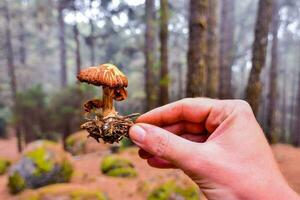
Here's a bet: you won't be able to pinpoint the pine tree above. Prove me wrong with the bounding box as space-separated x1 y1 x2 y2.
266 0 279 141
245 0 273 115
206 0 219 98
219 0 234 99
159 0 169 105
186 0 208 97
4 0 23 152
144 0 157 110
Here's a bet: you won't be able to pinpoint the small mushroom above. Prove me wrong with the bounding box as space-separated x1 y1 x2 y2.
77 63 128 117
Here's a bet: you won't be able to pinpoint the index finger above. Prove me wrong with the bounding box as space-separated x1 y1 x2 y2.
136 98 217 126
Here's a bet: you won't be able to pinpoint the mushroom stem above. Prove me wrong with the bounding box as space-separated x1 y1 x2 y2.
102 86 116 117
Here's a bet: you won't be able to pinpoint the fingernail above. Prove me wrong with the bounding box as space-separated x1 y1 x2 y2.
130 125 146 143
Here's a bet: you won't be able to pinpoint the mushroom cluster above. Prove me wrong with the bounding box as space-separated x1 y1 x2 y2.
77 63 139 143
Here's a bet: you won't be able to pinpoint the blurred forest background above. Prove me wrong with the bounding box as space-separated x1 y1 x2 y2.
0 0 300 152
1 0 300 199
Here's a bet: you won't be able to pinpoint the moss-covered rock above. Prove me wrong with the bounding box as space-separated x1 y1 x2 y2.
8 171 26 194
100 155 137 178
106 167 137 177
66 131 88 155
0 158 11 175
66 131 111 155
8 140 73 194
19 183 108 200
148 181 200 200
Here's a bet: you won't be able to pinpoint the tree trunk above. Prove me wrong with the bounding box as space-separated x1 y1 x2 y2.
206 0 219 98
219 0 234 99
89 20 95 65
58 2 67 87
144 0 157 110
186 0 208 97
293 64 300 145
289 72 298 141
73 22 81 75
281 67 287 141
88 0 95 65
63 121 71 150
159 0 169 105
245 0 273 115
4 0 23 152
176 62 183 100
57 1 69 147
266 0 279 142
18 13 26 65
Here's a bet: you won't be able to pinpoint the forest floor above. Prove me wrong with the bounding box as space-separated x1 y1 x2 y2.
1 137 300 199
0 136 199 200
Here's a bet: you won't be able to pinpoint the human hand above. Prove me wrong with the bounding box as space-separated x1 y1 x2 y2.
129 98 299 200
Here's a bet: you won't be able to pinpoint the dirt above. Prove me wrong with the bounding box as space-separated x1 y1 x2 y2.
0 137 198 200
70 148 196 200
1 137 300 200
272 144 300 194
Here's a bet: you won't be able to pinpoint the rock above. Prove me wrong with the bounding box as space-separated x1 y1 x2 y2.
18 183 108 200
8 140 73 194
148 181 200 200
0 158 11 175
66 131 110 155
66 131 88 155
100 155 137 178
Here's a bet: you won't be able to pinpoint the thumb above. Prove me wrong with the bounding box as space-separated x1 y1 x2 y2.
129 123 199 169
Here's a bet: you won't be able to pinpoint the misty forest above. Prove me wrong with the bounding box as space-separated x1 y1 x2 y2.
0 0 300 199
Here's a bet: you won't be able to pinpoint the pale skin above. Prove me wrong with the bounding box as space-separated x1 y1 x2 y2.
129 98 300 200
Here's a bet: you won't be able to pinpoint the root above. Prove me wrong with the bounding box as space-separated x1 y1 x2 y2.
81 113 140 144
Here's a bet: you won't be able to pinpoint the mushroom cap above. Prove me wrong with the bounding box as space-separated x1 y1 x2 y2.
77 63 128 88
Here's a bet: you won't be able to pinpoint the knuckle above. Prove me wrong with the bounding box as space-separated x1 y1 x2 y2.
233 100 254 117
180 98 193 104
238 100 251 108
233 100 251 110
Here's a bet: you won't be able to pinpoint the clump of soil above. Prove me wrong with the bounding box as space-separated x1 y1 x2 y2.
81 113 139 144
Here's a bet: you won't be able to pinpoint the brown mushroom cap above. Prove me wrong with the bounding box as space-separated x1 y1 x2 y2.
77 63 128 88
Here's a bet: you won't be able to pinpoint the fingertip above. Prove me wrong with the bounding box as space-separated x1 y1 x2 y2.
129 124 146 144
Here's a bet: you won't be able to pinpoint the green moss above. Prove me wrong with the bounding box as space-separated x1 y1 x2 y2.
70 190 108 200
66 132 87 155
66 136 76 148
119 138 134 150
174 185 199 200
22 185 108 200
101 156 137 178
25 147 54 176
26 193 40 200
0 158 10 175
148 181 199 200
59 160 73 182
101 156 132 173
107 167 137 177
26 140 73 180
8 171 26 194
